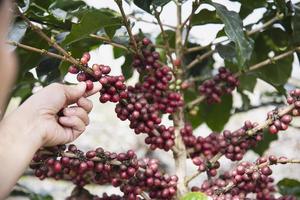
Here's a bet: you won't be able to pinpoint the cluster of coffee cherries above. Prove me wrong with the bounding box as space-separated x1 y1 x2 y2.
68 53 127 103
119 158 178 199
268 111 293 134
115 37 183 151
198 67 239 104
132 38 161 72
192 156 296 200
188 121 263 163
220 121 263 161
30 145 177 199
287 88 300 116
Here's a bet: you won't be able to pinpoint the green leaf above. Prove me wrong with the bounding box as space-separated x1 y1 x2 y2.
278 178 300 197
215 42 237 64
239 74 257 92
238 0 267 19
60 37 101 75
121 54 134 80
181 192 208 200
191 9 221 26
253 129 278 155
156 30 176 49
256 55 293 86
185 90 204 129
133 0 171 13
17 29 49 73
49 0 86 11
205 94 233 131
292 3 300 45
63 9 122 45
250 28 293 86
211 2 253 70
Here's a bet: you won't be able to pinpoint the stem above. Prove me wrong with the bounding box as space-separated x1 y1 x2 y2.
217 158 300 194
114 0 139 54
185 103 296 184
185 13 284 55
154 8 174 67
15 6 93 75
89 34 134 53
7 41 72 62
186 46 300 108
140 192 151 200
183 0 201 47
186 49 214 70
128 14 176 29
172 0 188 197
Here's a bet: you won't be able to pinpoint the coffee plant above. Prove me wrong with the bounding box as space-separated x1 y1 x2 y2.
7 0 300 199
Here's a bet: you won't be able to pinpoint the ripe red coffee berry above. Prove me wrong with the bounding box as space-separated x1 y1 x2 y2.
53 161 62 173
173 58 181 66
269 125 278 134
85 80 94 91
142 38 151 46
68 65 79 74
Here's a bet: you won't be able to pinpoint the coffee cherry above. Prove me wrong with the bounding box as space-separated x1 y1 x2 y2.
68 65 79 74
86 80 94 91
269 125 278 134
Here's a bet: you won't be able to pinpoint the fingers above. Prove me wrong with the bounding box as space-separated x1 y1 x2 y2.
63 82 87 104
84 82 102 97
63 107 89 125
77 97 93 113
59 116 86 139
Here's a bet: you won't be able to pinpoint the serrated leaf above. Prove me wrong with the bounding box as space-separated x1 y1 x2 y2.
278 178 300 197
211 2 253 70
204 94 233 131
181 192 208 200
191 9 221 25
63 9 122 45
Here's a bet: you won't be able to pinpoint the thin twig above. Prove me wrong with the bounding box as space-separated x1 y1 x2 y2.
184 13 284 55
186 46 300 108
114 0 139 54
7 41 72 62
128 14 176 29
186 49 214 70
90 34 134 53
185 103 296 185
154 8 174 67
15 6 93 75
183 0 201 46
216 158 300 194
140 192 151 200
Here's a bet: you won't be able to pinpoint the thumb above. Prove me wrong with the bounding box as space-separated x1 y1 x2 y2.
63 82 87 104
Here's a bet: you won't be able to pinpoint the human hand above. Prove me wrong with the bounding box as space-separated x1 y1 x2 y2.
4 82 102 147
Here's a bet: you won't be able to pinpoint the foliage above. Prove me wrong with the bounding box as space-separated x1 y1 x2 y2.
8 0 300 199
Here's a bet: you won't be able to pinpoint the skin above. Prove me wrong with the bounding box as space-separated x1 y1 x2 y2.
0 1 102 198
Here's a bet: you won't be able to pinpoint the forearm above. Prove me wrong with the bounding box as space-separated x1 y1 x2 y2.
0 110 41 199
